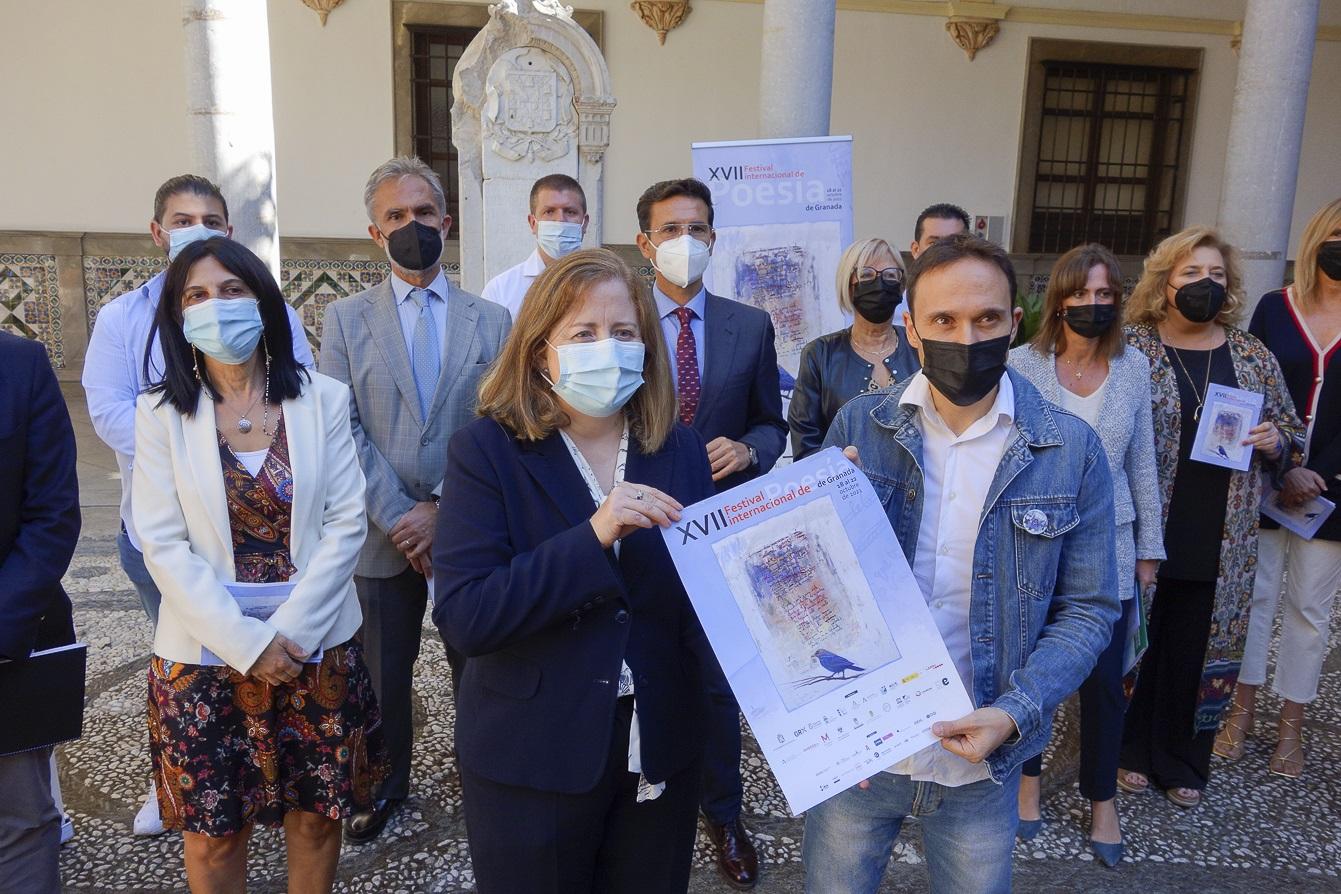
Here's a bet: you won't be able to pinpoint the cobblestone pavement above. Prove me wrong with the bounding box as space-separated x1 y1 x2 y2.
54 386 1341 891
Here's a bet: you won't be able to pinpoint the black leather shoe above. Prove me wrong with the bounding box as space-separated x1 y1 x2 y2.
344 798 403 844
703 815 759 890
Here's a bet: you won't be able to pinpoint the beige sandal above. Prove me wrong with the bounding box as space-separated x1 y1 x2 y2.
1213 703 1255 761
1116 769 1149 794
1165 787 1201 809
1269 715 1305 779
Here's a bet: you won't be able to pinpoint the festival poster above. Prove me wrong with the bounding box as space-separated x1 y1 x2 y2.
663 448 973 815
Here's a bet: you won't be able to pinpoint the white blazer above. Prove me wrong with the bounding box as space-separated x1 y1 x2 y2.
132 371 368 673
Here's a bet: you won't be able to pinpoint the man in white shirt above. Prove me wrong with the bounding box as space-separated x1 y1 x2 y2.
480 174 589 320
892 202 971 323
805 234 1119 893
81 175 314 836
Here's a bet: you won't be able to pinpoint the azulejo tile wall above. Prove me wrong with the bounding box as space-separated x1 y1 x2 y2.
1 253 64 367
83 255 168 333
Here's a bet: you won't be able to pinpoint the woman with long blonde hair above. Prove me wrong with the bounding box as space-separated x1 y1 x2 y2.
1117 227 1302 810
1216 199 1341 778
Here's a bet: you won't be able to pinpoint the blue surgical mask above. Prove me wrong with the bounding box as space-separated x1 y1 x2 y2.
545 338 645 417
167 223 228 261
535 220 584 260
183 297 264 365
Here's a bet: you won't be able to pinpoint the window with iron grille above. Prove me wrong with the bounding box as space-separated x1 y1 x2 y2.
1028 61 1192 256
408 26 478 237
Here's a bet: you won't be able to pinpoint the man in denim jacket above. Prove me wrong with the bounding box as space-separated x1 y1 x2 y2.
803 235 1120 894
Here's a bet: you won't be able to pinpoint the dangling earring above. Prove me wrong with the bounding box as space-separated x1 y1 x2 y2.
192 346 202 383
260 338 274 437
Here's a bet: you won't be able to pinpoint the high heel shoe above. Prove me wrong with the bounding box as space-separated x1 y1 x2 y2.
1269 715 1305 778
1087 802 1123 867
1213 703 1254 761
1016 817 1043 841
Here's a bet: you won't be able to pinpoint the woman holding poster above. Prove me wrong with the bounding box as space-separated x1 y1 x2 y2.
789 237 921 459
431 249 718 893
1117 227 1301 810
1218 198 1341 779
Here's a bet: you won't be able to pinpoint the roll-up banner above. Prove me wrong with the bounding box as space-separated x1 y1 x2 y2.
692 136 855 396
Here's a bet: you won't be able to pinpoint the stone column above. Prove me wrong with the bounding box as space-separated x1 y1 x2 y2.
182 0 282 274
758 0 836 138
1217 0 1318 312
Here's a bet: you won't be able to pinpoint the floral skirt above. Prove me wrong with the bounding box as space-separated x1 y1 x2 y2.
147 639 388 837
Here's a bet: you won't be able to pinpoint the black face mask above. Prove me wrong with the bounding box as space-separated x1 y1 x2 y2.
383 220 443 271
1172 277 1227 323
852 280 901 324
1061 303 1118 339
916 332 1012 407
1318 241 1341 281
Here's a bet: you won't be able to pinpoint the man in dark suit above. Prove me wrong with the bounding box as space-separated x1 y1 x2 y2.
0 332 81 892
635 178 786 890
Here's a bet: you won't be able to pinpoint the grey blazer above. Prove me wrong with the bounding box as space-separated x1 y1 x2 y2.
320 276 511 578
1009 343 1166 598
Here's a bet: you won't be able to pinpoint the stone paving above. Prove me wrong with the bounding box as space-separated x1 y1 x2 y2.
52 385 1341 891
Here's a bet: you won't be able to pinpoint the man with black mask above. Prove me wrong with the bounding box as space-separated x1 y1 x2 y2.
803 234 1120 894
320 157 511 843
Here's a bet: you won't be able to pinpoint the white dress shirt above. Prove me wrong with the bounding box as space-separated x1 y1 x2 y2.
887 371 1016 786
480 249 546 321
389 266 451 359
82 270 315 550
653 284 708 386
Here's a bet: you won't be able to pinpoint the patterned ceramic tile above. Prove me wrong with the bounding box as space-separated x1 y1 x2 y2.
82 256 166 333
0 253 64 367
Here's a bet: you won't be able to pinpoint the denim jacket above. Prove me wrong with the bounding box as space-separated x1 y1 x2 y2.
822 368 1120 780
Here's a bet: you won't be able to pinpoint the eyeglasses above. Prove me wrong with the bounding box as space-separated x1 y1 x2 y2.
1069 289 1118 302
645 223 713 241
853 267 905 287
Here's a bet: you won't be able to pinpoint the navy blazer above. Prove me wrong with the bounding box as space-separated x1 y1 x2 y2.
432 416 717 793
0 333 81 660
694 292 787 491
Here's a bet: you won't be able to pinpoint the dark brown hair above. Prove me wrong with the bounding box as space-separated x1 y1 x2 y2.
153 174 228 224
636 178 714 233
1031 243 1126 359
905 233 1017 317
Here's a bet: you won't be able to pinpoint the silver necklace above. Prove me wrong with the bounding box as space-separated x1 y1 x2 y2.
1166 344 1212 421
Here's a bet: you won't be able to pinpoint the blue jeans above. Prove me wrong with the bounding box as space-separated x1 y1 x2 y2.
802 769 1020 894
117 527 161 627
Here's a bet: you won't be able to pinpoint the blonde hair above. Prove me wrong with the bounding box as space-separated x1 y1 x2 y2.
835 238 903 316
1031 243 1126 359
1292 198 1341 310
1125 226 1245 327
475 248 677 454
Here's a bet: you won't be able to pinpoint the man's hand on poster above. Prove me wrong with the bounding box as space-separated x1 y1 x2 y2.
1281 467 1327 507
590 482 683 548
932 707 1017 763
707 437 752 481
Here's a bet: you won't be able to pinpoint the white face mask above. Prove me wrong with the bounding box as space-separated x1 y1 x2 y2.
545 338 646 418
535 220 584 260
651 234 711 289
167 223 227 261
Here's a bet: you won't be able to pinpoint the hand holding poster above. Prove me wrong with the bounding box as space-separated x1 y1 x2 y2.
1190 383 1263 471
663 448 973 815
1260 479 1336 540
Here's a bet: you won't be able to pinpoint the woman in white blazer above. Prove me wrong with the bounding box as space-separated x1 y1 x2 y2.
132 237 384 893
1008 244 1165 868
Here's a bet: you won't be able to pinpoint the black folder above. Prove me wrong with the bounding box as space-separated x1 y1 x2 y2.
0 642 86 756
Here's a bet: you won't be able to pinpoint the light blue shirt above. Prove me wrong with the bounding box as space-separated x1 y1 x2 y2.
390 268 451 361
653 284 707 388
82 269 316 549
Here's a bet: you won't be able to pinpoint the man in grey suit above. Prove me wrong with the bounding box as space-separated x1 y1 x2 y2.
635 177 786 890
320 157 511 844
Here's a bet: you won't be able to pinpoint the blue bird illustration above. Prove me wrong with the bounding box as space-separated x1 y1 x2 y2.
813 649 865 679
1216 445 1231 459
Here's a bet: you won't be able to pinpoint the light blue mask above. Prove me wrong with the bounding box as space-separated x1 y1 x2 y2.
546 338 645 417
183 298 264 365
535 220 584 260
167 223 228 261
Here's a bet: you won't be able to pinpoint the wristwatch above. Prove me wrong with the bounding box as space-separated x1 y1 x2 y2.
747 445 759 468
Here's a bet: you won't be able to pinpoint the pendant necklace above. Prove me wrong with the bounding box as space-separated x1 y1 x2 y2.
234 393 262 433
1167 344 1212 421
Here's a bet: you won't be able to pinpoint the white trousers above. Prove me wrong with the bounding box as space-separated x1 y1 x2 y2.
1240 527 1341 703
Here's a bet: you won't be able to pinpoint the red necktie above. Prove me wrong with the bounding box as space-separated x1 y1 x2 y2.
674 306 700 425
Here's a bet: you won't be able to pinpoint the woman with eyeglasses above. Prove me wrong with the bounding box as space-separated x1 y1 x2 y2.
788 238 920 459
1117 227 1301 812
1008 244 1165 867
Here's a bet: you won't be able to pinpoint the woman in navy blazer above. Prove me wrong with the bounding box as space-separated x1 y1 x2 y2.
432 248 718 893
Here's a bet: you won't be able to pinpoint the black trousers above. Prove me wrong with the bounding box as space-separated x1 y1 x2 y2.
1119 576 1218 791
700 662 742 825
1022 596 1131 802
356 567 463 801
462 698 702 894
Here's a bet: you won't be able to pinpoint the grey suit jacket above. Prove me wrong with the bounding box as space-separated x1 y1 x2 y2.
320 275 511 578
1009 342 1166 597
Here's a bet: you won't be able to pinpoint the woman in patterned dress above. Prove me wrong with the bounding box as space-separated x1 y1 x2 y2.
132 237 385 892
1116 227 1302 810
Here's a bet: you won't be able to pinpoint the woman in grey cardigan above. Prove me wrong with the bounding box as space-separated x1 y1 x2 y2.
1008 244 1165 867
